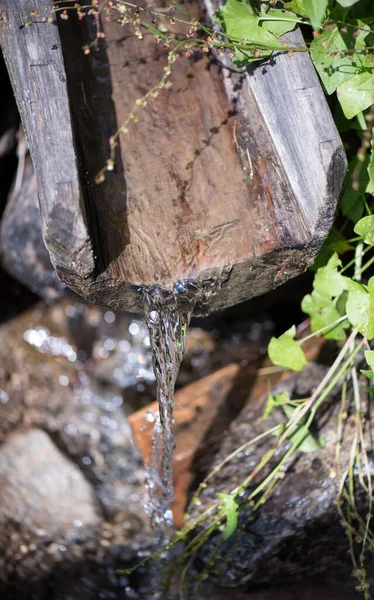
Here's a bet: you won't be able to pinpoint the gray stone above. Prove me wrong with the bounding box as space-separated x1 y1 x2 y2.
0 156 66 300
0 299 153 591
0 428 100 534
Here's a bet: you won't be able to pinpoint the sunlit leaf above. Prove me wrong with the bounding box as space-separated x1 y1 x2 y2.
268 326 307 371
260 9 301 37
283 0 308 17
345 277 374 339
214 0 285 47
337 0 361 6
302 0 328 29
313 253 346 297
337 62 374 119
354 215 374 245
217 493 239 540
301 291 346 340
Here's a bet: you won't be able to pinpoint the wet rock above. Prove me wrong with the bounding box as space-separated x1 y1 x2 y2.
192 363 374 589
0 156 66 300
0 427 100 534
0 300 153 595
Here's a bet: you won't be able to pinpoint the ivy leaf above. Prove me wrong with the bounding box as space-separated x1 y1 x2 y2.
354 215 374 245
302 0 328 29
345 277 374 339
310 23 368 95
217 493 238 540
263 389 291 420
367 129 374 194
259 9 301 37
283 405 325 453
313 253 346 297
337 58 374 119
365 349 374 370
214 0 285 48
301 291 346 340
268 326 307 371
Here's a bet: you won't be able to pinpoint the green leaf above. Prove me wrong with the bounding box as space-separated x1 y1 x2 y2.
310 23 368 95
367 128 374 194
214 0 285 48
217 493 238 540
365 349 374 369
263 389 291 420
336 289 349 317
268 326 307 371
283 0 308 17
337 0 361 6
259 9 301 37
301 291 346 340
354 215 374 245
361 369 374 380
345 276 374 339
302 0 328 29
283 405 325 453
337 59 374 119
362 350 374 380
313 253 346 297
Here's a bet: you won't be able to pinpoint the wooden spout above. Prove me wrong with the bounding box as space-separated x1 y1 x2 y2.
1 1 347 314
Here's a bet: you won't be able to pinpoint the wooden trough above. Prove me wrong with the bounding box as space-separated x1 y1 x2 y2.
1 0 347 314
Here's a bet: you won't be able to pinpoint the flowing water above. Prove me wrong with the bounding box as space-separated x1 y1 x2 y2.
143 282 196 531
142 269 232 532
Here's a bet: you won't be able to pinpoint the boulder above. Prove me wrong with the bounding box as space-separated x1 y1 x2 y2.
191 363 374 590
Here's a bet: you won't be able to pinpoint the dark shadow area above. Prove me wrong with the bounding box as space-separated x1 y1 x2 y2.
57 7 129 277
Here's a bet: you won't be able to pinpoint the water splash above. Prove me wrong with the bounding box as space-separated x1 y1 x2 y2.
143 282 195 530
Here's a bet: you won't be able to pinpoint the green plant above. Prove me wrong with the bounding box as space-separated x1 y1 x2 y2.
6 0 374 595
112 1 374 594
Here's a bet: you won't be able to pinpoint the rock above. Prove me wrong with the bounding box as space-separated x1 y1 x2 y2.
0 300 153 595
191 363 374 589
0 427 100 535
0 156 66 300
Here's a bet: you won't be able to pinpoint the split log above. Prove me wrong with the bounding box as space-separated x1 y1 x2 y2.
1 1 346 314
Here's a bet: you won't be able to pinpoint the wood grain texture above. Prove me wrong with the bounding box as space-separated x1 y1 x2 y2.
1 1 347 314
0 0 94 280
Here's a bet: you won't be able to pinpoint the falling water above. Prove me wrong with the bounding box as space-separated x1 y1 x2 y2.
142 269 232 532
143 282 195 530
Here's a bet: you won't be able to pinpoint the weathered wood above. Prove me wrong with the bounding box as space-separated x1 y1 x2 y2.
1 1 347 314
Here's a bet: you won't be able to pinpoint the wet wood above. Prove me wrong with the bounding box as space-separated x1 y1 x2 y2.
129 337 324 527
1 1 347 314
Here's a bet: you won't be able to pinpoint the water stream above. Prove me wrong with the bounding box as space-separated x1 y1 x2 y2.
143 282 196 531
142 269 232 532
